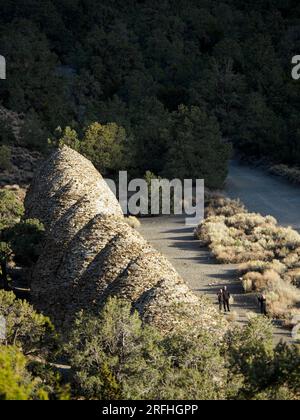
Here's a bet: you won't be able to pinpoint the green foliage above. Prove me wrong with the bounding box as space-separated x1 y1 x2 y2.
268 343 300 399
226 316 300 400
0 190 24 231
0 19 73 135
164 105 231 188
67 298 225 400
0 145 12 171
19 110 49 152
66 298 166 400
80 122 127 176
67 299 300 400
0 1 299 171
0 290 54 356
28 361 70 400
0 242 11 263
4 1 299 178
128 97 171 176
238 93 285 157
0 119 15 145
0 245 11 290
0 345 48 400
226 316 274 397
0 191 43 290
194 57 247 139
0 292 68 401
3 218 45 267
143 171 164 215
160 328 227 400
0 1 270 184
53 122 128 176
52 126 80 152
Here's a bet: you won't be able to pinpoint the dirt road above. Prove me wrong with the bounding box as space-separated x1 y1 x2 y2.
226 161 300 231
139 162 300 342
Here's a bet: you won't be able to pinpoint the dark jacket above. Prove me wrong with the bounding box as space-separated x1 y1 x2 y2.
223 290 230 301
258 296 267 306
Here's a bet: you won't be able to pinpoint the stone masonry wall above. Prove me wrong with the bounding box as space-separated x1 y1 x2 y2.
25 146 225 336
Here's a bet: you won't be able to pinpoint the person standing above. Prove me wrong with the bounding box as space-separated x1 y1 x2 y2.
258 294 267 316
223 286 231 312
217 289 224 312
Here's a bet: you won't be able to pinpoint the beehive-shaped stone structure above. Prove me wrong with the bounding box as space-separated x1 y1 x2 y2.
25 146 224 335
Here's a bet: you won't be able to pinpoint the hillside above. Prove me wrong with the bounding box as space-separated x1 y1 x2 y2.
1 0 300 186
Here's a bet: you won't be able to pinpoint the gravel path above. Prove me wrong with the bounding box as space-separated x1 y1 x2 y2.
139 162 300 343
226 161 300 231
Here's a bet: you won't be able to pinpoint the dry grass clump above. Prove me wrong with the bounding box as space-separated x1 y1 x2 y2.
195 196 300 320
194 216 228 243
195 212 280 263
241 269 300 318
241 265 300 318
125 216 141 229
204 194 247 218
196 212 300 264
284 268 300 287
264 274 300 319
226 311 239 323
270 164 300 185
243 262 300 286
239 260 287 276
242 269 282 293
212 243 274 264
227 213 277 231
283 248 300 268
242 272 264 292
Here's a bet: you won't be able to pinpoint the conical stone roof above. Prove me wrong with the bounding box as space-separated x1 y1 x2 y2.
25 146 225 336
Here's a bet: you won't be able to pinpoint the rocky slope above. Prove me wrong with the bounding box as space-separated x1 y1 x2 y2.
0 146 42 187
0 106 23 141
25 146 224 335
0 106 42 187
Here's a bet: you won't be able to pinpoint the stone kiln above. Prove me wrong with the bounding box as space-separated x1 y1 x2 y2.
25 146 224 335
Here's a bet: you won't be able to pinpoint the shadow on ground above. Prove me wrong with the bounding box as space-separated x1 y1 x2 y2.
140 215 293 343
